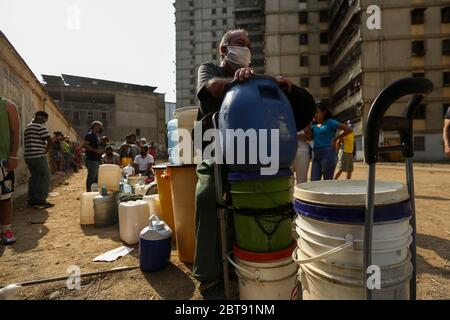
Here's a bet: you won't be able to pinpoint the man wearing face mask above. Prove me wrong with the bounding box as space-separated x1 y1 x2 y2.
24 111 55 209
193 29 308 298
83 121 104 192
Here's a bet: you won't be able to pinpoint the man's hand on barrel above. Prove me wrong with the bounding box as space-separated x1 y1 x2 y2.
234 67 255 82
275 76 293 93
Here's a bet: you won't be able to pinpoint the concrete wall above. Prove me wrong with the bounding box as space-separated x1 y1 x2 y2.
0 32 80 186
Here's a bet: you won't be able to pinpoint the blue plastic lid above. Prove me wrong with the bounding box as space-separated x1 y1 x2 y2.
294 198 412 224
228 169 292 181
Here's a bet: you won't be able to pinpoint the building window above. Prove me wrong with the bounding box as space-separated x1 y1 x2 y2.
413 72 425 78
443 103 450 117
136 129 141 137
212 53 217 60
299 33 309 45
300 77 309 88
444 72 450 87
411 8 426 25
298 12 308 24
212 42 216 49
212 8 216 15
412 40 425 57
300 55 309 66
223 8 227 14
101 112 107 121
87 112 93 121
223 19 227 25
443 39 450 55
319 10 329 23
320 77 330 87
413 136 425 151
442 7 450 23
320 55 328 66
212 20 216 26
73 111 80 121
414 104 426 119
320 32 328 44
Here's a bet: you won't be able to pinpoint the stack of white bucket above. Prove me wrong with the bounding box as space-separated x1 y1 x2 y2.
292 180 413 300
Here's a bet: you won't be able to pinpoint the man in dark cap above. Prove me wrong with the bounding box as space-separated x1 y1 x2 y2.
82 121 104 191
24 111 54 209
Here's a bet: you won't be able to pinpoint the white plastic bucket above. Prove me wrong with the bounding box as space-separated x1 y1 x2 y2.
295 215 412 267
297 249 412 300
228 244 298 300
293 180 413 300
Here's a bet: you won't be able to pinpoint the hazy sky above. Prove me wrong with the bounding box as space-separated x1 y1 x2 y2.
0 0 176 102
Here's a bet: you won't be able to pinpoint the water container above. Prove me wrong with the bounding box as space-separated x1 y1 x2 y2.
128 175 146 187
80 192 99 225
166 164 198 263
167 119 180 165
123 165 135 177
219 76 298 172
98 164 122 192
143 194 161 218
173 107 198 165
228 242 298 300
292 180 413 300
134 181 157 196
119 200 151 245
153 164 176 236
139 215 172 272
93 192 117 227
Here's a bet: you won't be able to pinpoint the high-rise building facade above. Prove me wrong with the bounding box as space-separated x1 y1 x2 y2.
265 0 330 103
175 0 450 160
329 0 450 161
175 0 235 108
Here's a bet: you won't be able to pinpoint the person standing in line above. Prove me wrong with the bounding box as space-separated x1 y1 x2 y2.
444 105 450 157
51 132 64 174
0 97 19 245
24 111 54 209
310 105 353 181
334 120 355 180
293 128 312 184
82 121 104 192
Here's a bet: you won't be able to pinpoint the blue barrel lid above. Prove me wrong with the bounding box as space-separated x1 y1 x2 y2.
228 169 292 181
294 198 412 224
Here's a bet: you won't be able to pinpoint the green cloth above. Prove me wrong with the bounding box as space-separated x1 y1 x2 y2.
193 160 233 283
0 99 11 160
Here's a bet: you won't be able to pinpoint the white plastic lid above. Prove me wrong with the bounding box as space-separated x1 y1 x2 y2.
140 215 172 240
294 180 409 207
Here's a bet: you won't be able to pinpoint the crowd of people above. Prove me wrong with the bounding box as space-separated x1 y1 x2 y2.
82 122 157 192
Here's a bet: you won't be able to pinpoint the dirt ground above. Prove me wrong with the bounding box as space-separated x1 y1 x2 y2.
0 163 449 300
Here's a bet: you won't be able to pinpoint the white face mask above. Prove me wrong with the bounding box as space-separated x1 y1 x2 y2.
225 46 252 69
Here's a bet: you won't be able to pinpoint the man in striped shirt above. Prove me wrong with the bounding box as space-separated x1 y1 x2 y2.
24 111 54 209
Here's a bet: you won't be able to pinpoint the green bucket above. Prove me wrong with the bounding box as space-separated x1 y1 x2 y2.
229 176 293 209
233 205 294 252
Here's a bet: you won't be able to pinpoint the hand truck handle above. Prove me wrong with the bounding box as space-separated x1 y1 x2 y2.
364 77 433 164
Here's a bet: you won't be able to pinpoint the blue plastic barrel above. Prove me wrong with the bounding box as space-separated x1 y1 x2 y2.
219 76 297 173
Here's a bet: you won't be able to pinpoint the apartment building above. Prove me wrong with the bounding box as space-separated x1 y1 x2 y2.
175 0 236 108
175 0 450 160
330 0 450 161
